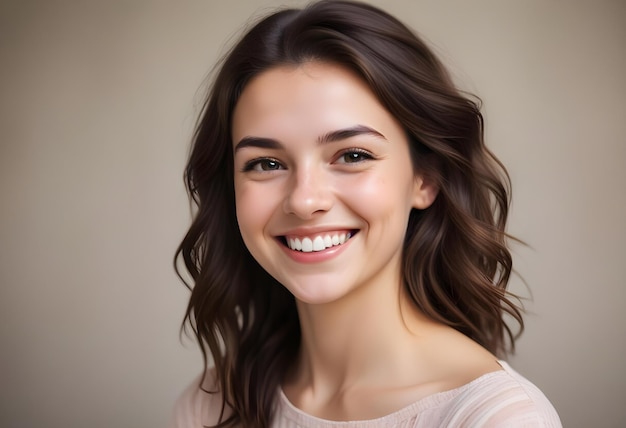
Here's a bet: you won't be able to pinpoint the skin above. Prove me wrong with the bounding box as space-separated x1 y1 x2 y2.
232 62 501 421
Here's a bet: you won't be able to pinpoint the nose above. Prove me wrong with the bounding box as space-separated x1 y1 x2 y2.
283 166 333 219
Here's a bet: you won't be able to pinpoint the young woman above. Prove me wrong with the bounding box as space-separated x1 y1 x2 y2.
172 1 561 426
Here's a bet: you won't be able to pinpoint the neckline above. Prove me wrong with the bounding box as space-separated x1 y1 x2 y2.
277 360 511 426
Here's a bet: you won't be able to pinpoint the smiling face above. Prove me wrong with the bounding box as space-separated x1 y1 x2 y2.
232 62 437 305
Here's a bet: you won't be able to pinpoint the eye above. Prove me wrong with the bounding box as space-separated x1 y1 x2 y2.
242 157 285 172
337 148 374 164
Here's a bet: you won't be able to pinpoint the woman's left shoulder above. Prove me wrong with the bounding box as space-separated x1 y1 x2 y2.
444 360 562 427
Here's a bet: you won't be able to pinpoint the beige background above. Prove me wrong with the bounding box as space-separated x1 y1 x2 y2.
1 1 624 427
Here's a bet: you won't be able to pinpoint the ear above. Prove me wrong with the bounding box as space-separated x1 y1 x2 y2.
412 175 439 209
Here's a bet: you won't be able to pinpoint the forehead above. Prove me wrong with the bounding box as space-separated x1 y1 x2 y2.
231 62 400 144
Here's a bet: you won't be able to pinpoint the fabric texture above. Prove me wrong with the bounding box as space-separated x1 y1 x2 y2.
171 361 561 427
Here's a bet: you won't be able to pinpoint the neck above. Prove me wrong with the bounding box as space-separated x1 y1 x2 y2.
287 273 432 395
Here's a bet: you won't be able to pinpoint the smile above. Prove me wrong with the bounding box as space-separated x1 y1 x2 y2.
283 231 356 253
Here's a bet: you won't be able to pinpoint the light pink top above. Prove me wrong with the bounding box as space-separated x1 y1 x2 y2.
172 361 561 427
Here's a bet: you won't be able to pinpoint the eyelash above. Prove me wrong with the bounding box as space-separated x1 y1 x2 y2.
337 148 374 164
242 157 284 172
241 148 375 172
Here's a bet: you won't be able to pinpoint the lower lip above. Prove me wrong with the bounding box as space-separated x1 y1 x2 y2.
279 236 354 264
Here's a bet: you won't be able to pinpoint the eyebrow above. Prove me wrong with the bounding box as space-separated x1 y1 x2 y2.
234 125 386 152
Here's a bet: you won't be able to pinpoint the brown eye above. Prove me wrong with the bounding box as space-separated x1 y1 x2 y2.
338 149 374 164
260 159 281 170
243 157 285 172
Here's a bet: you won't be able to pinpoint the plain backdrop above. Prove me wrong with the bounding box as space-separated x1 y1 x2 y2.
1 1 624 427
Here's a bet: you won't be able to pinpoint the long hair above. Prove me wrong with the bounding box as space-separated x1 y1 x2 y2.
175 1 523 426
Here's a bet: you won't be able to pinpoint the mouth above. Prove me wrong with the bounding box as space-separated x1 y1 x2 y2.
278 230 358 253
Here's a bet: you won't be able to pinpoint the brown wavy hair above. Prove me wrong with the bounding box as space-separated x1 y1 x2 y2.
175 1 524 426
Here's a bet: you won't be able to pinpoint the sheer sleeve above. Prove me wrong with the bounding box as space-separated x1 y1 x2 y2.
442 361 562 427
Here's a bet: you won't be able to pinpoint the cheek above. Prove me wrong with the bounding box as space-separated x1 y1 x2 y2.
340 169 415 220
235 186 259 233
235 183 278 242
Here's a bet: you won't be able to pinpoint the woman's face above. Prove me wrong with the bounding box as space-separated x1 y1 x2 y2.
232 62 436 304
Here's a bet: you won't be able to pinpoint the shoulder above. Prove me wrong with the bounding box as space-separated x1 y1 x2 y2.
169 367 230 428
441 361 562 428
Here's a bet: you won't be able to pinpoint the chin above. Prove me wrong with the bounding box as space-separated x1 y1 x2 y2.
280 281 355 308
282 280 355 306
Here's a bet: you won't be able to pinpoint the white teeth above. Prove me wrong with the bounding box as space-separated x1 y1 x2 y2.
301 237 313 252
312 236 325 251
289 238 301 250
286 232 354 252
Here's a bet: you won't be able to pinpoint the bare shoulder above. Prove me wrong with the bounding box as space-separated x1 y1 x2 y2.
417 326 562 426
170 367 230 428
418 323 503 389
